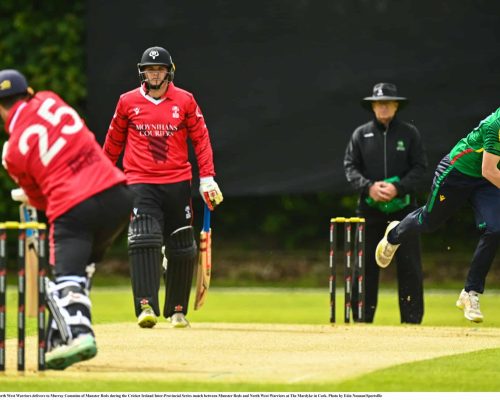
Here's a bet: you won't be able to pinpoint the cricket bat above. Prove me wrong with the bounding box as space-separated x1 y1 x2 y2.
20 204 39 318
194 203 212 310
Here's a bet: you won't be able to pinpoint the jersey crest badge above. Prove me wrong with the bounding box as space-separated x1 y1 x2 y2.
172 106 180 119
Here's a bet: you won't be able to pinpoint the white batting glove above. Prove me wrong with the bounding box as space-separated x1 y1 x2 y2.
199 177 223 211
11 188 28 203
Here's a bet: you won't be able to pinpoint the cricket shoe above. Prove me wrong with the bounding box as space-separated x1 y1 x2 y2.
46 334 97 370
375 221 401 268
170 312 190 328
456 289 483 323
138 304 158 328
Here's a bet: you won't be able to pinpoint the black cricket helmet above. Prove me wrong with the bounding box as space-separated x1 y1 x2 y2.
137 46 175 90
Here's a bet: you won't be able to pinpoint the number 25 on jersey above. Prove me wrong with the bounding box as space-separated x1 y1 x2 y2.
18 98 83 166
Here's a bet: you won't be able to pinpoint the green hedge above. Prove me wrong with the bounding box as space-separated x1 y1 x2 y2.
0 0 85 220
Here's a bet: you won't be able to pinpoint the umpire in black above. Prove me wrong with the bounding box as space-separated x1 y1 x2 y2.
344 82 428 323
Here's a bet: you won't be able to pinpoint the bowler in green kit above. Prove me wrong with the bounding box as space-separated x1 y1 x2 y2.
375 108 500 323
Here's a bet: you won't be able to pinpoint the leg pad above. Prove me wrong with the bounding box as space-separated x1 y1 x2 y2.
128 214 163 316
163 226 197 318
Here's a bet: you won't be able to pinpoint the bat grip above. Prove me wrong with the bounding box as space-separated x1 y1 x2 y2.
202 203 211 232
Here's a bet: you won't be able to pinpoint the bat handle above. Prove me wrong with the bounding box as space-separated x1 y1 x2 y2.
202 203 211 232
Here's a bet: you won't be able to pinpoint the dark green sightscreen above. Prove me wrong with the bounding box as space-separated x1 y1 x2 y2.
85 0 500 196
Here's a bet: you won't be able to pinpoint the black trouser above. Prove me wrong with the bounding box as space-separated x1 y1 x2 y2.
128 180 193 239
352 206 424 324
52 184 134 277
390 155 500 294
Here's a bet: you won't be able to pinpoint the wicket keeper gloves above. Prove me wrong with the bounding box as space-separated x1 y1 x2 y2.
11 187 28 203
199 177 223 211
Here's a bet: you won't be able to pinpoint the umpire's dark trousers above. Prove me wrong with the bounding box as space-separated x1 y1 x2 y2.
390 155 500 294
352 205 424 324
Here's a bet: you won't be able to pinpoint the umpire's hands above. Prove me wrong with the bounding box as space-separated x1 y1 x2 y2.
199 177 223 211
369 181 397 202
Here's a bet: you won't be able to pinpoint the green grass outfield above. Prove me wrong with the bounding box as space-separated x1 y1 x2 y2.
1 287 500 391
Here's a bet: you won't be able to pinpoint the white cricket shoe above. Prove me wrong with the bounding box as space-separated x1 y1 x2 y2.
375 221 401 268
456 289 483 323
170 312 190 328
138 304 158 328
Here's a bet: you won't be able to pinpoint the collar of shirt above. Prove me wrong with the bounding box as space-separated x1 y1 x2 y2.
373 116 398 132
5 99 28 134
140 82 177 103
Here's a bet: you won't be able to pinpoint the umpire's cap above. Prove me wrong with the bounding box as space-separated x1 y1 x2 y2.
0 69 29 99
362 82 408 110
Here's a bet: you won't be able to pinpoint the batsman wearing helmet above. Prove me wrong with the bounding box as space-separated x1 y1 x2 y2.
104 46 223 329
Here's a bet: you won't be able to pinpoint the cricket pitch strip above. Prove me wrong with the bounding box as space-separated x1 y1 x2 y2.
3 323 500 383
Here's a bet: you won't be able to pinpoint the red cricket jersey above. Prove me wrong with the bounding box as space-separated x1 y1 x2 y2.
3 91 126 223
103 83 215 184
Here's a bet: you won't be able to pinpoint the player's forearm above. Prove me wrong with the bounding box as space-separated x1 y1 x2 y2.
482 151 500 188
482 169 500 188
103 132 125 164
191 131 215 177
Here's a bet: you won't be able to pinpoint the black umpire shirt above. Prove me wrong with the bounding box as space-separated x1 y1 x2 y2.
344 117 428 213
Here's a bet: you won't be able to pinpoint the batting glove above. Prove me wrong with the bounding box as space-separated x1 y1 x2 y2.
199 177 223 211
11 187 28 203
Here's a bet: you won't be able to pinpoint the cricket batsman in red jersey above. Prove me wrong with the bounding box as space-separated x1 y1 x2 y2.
103 46 223 328
0 69 134 370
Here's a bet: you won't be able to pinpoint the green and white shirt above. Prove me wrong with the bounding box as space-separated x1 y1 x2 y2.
449 107 500 177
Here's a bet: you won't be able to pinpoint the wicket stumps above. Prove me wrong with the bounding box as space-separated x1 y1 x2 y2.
0 221 47 372
329 217 366 323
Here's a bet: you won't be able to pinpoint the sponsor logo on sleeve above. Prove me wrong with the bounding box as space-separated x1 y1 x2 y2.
195 106 204 118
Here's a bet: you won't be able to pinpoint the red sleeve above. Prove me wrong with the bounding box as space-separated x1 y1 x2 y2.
186 97 215 177
5 158 47 211
18 175 47 210
103 96 128 164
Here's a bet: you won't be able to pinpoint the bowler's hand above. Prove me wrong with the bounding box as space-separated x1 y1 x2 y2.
199 177 223 211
